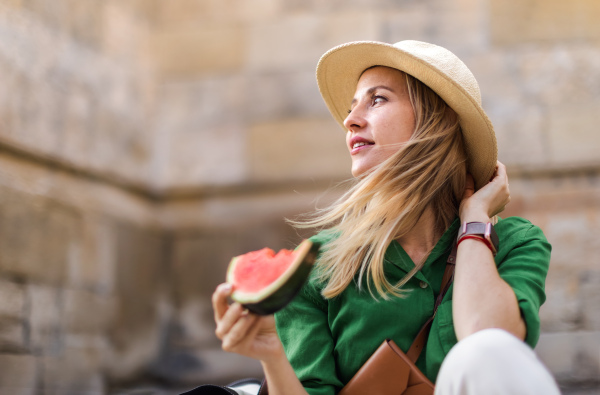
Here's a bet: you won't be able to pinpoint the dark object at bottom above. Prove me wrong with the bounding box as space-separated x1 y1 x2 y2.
180 378 267 395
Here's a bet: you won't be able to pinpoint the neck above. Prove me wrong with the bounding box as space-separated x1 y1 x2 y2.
396 206 441 265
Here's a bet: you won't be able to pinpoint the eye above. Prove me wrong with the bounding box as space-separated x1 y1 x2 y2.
372 95 387 106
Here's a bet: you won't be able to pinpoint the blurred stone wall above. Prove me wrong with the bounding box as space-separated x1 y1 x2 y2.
0 0 598 394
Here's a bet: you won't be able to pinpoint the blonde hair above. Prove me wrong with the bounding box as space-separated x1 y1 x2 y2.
291 70 467 299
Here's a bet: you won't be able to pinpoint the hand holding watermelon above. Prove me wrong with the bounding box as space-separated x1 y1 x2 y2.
213 284 311 395
213 283 283 363
212 240 319 362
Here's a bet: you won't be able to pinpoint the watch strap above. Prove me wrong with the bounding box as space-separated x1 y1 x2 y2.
457 222 499 254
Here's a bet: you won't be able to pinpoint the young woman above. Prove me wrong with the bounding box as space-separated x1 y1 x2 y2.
212 40 561 395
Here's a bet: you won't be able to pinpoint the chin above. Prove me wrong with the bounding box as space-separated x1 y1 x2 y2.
351 166 371 178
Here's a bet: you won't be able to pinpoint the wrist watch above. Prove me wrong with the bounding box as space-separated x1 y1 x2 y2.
457 222 499 255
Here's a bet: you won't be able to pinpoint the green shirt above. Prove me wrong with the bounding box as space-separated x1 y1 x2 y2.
274 217 551 395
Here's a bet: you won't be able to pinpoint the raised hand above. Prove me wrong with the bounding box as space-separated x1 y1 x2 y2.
459 161 511 223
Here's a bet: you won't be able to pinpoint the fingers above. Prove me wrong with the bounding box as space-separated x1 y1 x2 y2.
215 302 244 340
462 173 475 200
213 283 232 323
490 204 507 217
222 312 260 351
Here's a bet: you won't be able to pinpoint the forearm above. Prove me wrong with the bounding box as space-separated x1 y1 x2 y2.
261 347 309 395
453 237 526 341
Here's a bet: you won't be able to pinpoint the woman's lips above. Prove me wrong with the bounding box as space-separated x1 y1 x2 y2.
349 137 374 155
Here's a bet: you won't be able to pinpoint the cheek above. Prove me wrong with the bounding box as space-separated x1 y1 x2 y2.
399 109 416 138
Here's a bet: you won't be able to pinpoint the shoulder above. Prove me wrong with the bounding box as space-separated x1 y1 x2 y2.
495 216 549 247
308 228 339 248
494 216 551 267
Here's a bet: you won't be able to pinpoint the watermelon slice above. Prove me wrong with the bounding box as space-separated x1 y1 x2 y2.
227 239 320 315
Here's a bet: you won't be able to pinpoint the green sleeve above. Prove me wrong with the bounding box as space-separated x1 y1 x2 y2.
497 222 551 348
274 277 342 395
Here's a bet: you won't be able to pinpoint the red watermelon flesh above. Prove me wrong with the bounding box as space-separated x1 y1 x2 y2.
230 248 297 294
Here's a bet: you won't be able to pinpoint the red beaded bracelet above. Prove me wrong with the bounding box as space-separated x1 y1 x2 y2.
456 234 495 253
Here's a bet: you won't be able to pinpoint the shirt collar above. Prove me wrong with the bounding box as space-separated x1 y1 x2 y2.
385 217 460 273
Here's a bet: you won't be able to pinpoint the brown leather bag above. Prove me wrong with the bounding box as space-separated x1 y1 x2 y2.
338 246 456 395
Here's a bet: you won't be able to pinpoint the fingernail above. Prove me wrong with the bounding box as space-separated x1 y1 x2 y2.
220 283 232 293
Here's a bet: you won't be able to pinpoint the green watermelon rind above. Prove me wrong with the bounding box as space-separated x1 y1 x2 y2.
227 239 320 315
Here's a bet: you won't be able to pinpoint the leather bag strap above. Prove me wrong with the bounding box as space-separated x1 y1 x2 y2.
405 244 456 362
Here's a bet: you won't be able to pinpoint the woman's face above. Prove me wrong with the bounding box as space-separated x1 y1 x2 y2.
344 66 415 177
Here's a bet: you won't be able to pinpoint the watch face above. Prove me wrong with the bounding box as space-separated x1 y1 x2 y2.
458 222 499 254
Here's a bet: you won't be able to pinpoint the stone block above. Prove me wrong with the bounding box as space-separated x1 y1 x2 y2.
0 0 24 8
89 107 152 184
547 105 600 166
504 175 600 220
536 331 600 383
541 273 586 332
106 0 158 23
246 70 330 122
171 300 217 348
515 48 600 109
158 74 246 130
248 118 351 183
156 76 247 188
20 0 103 47
0 354 38 395
323 11 380 51
381 8 432 44
41 343 106 395
578 271 600 331
149 24 245 79
0 6 154 187
0 187 78 284
163 125 247 189
411 0 485 54
28 284 63 354
64 289 114 335
68 215 116 292
102 1 148 63
172 232 230 303
247 12 379 72
155 0 281 26
491 0 600 45
493 105 546 167
543 212 600 272
20 0 69 30
283 0 416 13
63 0 104 47
0 280 25 320
0 319 26 352
106 223 168 380
159 183 344 231
60 83 95 167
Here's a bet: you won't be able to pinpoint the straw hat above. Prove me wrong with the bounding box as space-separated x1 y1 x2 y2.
316 40 497 190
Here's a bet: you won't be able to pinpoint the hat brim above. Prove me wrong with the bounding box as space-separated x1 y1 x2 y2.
316 41 497 190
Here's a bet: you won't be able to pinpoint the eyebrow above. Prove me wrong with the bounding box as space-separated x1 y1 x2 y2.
350 85 396 107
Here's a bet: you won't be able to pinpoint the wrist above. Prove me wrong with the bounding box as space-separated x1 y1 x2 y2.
460 208 490 223
457 221 499 256
260 340 286 366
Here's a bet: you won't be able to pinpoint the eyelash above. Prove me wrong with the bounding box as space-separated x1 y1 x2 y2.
347 94 388 114
372 95 387 105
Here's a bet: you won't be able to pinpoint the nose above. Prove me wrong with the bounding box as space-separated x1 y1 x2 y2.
343 106 366 131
